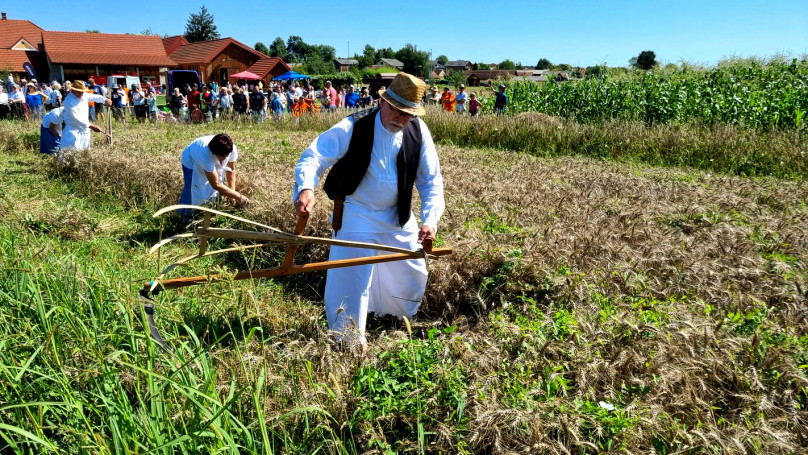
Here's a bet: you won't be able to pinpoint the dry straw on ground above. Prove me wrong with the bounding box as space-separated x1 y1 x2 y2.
1 117 806 452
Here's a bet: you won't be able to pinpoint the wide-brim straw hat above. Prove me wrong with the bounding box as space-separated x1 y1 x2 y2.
71 80 92 92
378 72 426 116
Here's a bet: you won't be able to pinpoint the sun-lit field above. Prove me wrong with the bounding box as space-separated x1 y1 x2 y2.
0 99 806 453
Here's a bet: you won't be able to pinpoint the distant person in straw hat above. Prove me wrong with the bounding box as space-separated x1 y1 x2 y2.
454 84 468 114
293 72 445 347
61 80 112 151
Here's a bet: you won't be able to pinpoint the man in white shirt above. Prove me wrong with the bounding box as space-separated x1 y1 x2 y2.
293 72 445 346
61 80 112 151
454 84 468 114
178 133 250 219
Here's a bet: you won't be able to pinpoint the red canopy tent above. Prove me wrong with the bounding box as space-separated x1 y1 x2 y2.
229 71 260 80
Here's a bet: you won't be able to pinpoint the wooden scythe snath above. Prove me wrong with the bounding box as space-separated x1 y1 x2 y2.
139 204 452 350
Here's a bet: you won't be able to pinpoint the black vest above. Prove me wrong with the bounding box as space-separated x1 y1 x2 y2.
323 108 423 227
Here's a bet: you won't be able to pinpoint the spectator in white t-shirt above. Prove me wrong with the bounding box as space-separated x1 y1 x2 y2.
454 84 468 114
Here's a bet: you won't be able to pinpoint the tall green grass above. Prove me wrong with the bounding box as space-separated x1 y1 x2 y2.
482 57 808 130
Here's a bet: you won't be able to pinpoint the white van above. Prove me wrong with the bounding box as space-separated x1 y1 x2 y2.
106 74 141 92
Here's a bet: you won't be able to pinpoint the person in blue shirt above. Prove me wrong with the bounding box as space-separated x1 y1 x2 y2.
492 83 507 115
25 83 43 121
344 85 360 108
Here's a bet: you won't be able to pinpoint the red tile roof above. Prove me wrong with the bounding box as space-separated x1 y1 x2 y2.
0 19 44 49
0 49 48 76
169 37 267 65
247 57 292 80
162 35 188 55
42 31 176 66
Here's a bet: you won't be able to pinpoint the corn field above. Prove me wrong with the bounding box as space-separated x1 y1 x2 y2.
484 57 808 129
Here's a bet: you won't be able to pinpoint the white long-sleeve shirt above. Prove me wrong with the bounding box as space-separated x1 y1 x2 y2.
62 92 107 130
294 112 445 233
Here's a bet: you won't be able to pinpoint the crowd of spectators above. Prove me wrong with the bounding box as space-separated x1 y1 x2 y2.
1 74 507 123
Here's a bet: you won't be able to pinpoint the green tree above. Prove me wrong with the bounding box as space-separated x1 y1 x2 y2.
85 29 100 33
357 44 375 68
436 54 449 65
269 37 288 60
286 35 310 63
498 59 516 70
395 44 430 76
141 27 155 36
301 53 333 75
556 63 571 71
475 62 491 70
633 50 657 70
254 42 269 55
184 6 220 43
375 47 395 63
446 70 467 88
536 58 552 70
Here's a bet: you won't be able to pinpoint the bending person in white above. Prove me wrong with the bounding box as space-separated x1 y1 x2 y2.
178 133 250 219
293 72 445 345
61 80 111 151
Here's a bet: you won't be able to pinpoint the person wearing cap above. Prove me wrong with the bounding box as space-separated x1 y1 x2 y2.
454 84 468 114
426 86 440 105
87 78 104 120
440 86 455 113
492 83 508 115
293 72 445 346
177 133 249 220
40 107 64 155
344 85 360 109
61 80 112 151
110 85 126 122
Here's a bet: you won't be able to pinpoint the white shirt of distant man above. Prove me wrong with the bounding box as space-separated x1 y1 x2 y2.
180 135 240 206
455 86 467 113
293 72 445 346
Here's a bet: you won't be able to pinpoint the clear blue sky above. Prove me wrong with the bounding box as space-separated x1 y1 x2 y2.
8 0 807 67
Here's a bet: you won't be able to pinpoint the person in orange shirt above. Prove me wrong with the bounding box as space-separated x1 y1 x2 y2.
440 87 455 113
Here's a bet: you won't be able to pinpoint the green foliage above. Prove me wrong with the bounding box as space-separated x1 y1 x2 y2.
436 54 449 65
479 58 808 130
183 6 220 43
357 44 376 69
634 50 658 70
475 62 491 70
556 63 571 71
498 59 516 70
352 329 469 448
268 37 288 61
537 58 553 70
395 43 430 76
307 73 359 88
445 70 467 88
254 42 269 56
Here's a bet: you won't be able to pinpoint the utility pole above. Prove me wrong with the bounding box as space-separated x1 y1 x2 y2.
348 41 350 57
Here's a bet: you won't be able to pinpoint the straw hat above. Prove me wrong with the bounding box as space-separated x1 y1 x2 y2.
378 72 426 116
70 80 92 92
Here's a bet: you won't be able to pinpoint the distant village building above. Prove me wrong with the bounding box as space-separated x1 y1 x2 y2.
445 60 472 72
0 13 48 80
334 58 358 72
165 36 289 87
465 70 513 86
44 31 175 86
378 58 404 69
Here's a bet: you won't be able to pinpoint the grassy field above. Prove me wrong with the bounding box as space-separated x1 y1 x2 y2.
0 111 807 453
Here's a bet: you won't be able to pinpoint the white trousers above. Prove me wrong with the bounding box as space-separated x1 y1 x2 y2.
61 126 91 150
324 229 427 344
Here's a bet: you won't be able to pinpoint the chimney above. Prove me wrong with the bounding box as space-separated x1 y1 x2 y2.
1 12 7 20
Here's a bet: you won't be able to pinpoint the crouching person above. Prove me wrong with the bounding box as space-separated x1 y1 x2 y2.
178 133 250 219
40 107 64 155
